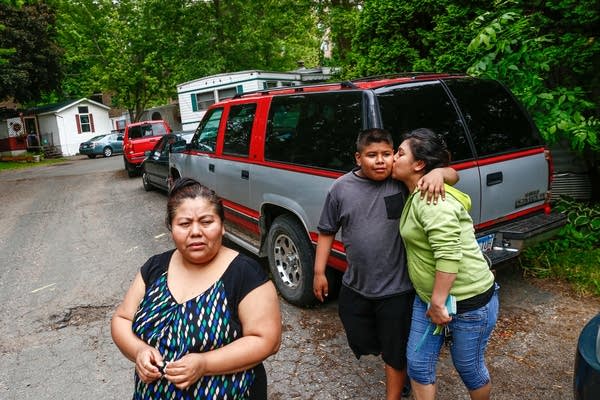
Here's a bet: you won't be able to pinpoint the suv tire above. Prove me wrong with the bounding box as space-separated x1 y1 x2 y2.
267 215 316 306
124 158 137 178
142 171 153 191
103 147 113 157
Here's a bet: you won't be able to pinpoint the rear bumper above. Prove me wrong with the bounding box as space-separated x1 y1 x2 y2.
478 211 567 266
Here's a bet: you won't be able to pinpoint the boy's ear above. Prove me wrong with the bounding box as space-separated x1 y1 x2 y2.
354 151 361 166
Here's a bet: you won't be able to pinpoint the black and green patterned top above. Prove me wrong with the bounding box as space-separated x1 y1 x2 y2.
131 249 269 400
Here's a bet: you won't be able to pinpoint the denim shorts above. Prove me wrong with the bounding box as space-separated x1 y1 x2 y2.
406 285 499 391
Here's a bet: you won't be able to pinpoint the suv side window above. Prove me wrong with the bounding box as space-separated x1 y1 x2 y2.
265 91 363 171
191 108 223 153
376 82 474 163
223 103 256 156
444 78 543 156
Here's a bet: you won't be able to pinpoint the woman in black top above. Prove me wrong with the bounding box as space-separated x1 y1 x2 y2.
112 178 281 399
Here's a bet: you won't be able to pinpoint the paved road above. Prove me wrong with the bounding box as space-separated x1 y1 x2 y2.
0 156 597 399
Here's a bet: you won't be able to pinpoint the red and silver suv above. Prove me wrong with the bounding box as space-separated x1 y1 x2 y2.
170 74 567 306
123 120 171 177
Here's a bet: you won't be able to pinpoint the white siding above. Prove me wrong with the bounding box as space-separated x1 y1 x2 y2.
38 100 111 156
177 70 303 130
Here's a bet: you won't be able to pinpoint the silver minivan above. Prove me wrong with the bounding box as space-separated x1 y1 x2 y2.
170 74 566 306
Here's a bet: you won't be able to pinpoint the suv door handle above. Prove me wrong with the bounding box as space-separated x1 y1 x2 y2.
209 164 215 172
241 170 249 180
486 172 503 186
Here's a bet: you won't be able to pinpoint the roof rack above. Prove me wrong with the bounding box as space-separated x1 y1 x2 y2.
230 80 356 99
351 72 465 83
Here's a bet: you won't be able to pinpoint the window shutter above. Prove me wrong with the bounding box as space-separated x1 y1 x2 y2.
236 85 243 94
89 114 95 132
191 94 198 112
75 115 81 134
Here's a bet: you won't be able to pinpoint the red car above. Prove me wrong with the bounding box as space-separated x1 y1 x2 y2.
122 120 171 177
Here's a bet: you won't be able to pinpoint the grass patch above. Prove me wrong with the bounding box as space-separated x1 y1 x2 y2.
0 157 68 171
520 197 600 297
520 245 600 296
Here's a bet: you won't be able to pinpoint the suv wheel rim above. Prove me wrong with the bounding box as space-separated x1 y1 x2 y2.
273 234 301 288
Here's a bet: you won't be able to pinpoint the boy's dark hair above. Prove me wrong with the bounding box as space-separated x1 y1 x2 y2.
356 128 394 152
402 128 450 173
166 177 224 231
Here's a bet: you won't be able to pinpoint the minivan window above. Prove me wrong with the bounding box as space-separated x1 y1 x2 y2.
192 108 223 153
128 122 167 140
444 78 543 156
376 81 474 163
265 91 364 171
223 103 256 156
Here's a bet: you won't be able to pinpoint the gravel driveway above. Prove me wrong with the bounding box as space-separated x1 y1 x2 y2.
0 156 597 399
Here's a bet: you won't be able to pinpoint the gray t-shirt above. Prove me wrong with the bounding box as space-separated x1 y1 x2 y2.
317 169 413 298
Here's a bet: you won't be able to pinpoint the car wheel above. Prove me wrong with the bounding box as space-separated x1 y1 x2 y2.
124 159 137 178
103 147 113 157
142 171 153 191
267 215 316 306
87 155 96 159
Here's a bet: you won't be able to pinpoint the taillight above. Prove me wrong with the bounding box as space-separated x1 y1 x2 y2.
544 148 554 189
544 148 554 214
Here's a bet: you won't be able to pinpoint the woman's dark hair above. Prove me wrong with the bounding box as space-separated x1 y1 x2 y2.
402 128 451 174
166 178 224 231
356 128 394 152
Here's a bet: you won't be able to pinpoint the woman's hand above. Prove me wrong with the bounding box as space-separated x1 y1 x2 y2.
164 353 206 390
135 346 164 384
426 303 453 326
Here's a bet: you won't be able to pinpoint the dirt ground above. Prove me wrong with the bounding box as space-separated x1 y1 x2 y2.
266 261 600 399
1 157 598 399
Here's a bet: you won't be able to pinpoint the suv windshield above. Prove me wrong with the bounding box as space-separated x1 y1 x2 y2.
128 123 167 140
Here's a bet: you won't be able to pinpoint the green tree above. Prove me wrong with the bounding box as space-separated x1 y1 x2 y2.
56 0 320 121
345 0 488 77
0 0 63 103
466 0 599 173
313 0 362 69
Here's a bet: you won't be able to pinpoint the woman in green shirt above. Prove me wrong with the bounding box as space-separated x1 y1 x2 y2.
392 128 498 400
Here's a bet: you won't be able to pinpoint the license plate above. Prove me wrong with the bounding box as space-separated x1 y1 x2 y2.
477 234 495 253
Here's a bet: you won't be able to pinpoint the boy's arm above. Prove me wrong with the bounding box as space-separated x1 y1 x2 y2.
417 167 459 204
313 233 335 302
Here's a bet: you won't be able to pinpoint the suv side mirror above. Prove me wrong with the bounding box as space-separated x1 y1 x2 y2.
171 139 188 153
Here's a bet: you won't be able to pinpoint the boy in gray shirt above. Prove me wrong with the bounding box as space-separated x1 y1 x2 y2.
313 128 458 399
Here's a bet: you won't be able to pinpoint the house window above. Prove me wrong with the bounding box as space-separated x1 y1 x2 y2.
263 81 279 89
75 106 95 134
192 92 215 111
79 115 92 132
217 87 237 101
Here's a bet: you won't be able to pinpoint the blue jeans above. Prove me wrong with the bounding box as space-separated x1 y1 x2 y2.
406 286 499 391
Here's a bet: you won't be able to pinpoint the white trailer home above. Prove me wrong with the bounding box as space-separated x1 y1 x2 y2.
26 98 112 156
177 69 333 130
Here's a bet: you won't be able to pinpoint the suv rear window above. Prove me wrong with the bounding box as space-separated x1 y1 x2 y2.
265 91 364 171
127 122 168 140
444 78 543 156
376 81 474 163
